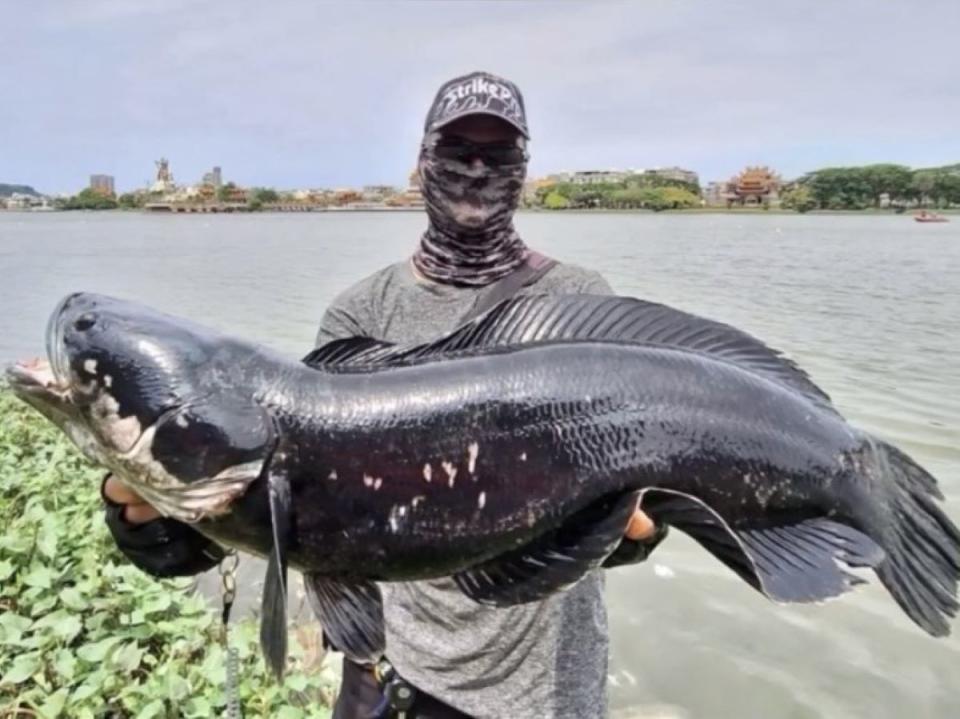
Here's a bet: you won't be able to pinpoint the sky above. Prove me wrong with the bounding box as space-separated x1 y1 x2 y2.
3 0 959 195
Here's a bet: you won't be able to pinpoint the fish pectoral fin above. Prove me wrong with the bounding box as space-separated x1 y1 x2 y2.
453 491 642 606
641 488 884 603
304 575 385 664
260 461 293 679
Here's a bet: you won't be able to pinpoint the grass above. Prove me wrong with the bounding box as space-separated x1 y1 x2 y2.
0 388 337 718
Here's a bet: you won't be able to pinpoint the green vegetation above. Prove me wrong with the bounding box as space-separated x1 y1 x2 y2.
0 184 41 198
250 188 280 204
533 175 701 212
779 185 817 213
543 191 570 210
797 163 960 210
118 193 146 209
59 189 119 211
216 183 239 203
0 389 336 718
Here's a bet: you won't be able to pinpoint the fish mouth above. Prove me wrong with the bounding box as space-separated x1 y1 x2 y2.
6 357 71 402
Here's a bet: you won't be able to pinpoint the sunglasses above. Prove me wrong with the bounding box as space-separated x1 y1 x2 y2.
432 137 528 167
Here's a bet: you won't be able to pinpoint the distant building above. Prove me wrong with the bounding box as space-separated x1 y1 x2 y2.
89 174 115 196
644 167 699 186
150 158 176 194
361 185 398 202
3 193 51 210
704 181 732 206
552 170 635 185
387 169 424 207
726 166 782 206
523 177 555 204
201 166 223 188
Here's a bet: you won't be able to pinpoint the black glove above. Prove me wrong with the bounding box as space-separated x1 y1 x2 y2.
602 523 669 569
101 475 226 578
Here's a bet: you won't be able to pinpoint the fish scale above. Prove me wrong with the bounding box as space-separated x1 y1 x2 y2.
6 291 958 678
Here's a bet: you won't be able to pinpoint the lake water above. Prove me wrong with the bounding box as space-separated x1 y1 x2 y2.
1 211 958 717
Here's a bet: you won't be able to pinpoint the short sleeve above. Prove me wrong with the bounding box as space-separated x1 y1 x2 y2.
580 270 614 295
315 304 367 347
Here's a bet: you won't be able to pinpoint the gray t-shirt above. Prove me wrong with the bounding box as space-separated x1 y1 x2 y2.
317 259 614 719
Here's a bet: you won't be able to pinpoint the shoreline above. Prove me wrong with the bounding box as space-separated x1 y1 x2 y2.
2 206 956 217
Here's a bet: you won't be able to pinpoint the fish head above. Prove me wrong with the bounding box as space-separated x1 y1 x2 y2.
7 292 274 521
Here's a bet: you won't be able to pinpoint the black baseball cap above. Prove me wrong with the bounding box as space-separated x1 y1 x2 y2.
424 71 530 139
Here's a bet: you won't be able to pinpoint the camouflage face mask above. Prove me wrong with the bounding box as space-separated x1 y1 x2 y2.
412 131 529 287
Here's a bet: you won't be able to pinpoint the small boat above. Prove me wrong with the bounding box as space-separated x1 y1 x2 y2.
914 211 949 223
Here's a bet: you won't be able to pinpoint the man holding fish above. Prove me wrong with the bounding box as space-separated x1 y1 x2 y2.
101 72 666 718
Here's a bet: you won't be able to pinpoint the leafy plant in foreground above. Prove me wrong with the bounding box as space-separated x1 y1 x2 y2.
0 389 337 718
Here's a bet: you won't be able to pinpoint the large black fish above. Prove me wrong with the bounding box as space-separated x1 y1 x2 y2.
7 292 959 677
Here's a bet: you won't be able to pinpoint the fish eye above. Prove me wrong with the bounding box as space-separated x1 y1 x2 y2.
74 314 96 332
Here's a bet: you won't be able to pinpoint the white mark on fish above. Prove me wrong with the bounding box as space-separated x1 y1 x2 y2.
103 375 112 388
175 415 189 428
373 477 383 491
388 504 407 533
519 452 527 462
442 461 457 487
478 491 486 510
423 463 432 482
363 474 374 487
467 442 479 475
91 392 142 452
654 564 675 579
328 469 338 481
83 358 98 375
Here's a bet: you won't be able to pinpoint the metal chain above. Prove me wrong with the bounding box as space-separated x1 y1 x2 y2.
219 549 243 719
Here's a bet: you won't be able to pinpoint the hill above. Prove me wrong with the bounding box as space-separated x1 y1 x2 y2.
0 183 41 197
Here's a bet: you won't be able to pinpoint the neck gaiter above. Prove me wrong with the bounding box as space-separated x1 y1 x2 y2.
411 132 528 287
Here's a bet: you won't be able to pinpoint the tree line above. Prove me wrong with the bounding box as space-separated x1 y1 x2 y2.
783 163 960 212
533 175 701 212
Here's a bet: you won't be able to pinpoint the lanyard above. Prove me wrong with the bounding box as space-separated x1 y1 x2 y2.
219 549 243 719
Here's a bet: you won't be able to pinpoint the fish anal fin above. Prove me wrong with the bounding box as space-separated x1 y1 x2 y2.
740 520 883 602
304 575 385 664
453 491 641 606
640 488 761 589
641 488 885 603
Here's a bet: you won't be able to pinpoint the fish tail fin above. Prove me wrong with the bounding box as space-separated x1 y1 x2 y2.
869 439 960 636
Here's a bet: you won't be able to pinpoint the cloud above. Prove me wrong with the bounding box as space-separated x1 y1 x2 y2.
3 0 959 194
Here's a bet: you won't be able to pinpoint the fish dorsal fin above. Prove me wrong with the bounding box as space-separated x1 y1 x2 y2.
302 336 397 368
304 295 834 411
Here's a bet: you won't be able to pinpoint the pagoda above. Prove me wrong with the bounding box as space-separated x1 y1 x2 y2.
726 166 781 207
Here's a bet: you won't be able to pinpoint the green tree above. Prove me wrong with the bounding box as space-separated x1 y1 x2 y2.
62 188 119 210
543 191 570 210
641 186 699 211
910 171 937 207
862 164 912 206
217 182 238 203
780 185 817 213
117 193 143 209
251 187 279 204
609 187 650 209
